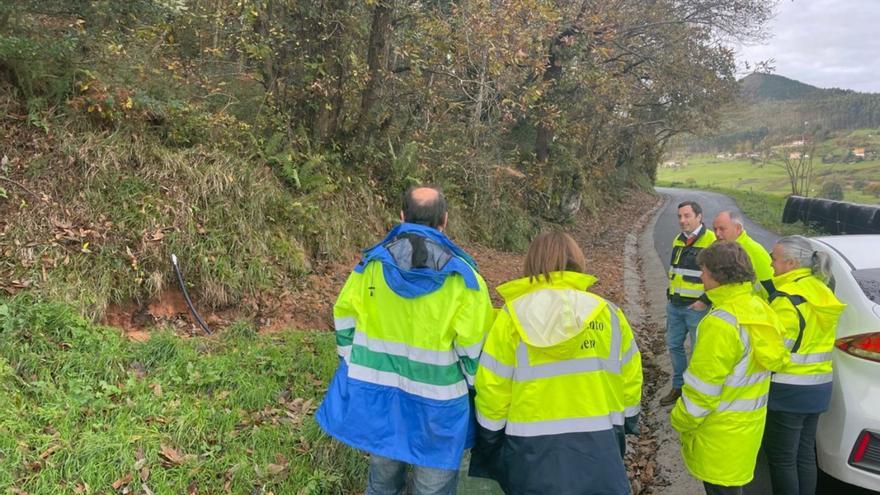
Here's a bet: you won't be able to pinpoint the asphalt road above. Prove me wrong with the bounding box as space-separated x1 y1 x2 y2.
653 187 779 270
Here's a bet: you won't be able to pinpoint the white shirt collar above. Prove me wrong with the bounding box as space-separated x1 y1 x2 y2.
684 223 703 238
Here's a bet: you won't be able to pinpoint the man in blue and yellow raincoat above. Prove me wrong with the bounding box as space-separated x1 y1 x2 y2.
317 186 494 494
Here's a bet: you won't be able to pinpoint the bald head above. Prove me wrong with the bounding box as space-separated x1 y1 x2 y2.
713 210 744 241
401 186 448 230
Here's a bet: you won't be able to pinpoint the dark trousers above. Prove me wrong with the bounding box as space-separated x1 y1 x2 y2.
763 410 820 495
704 482 742 495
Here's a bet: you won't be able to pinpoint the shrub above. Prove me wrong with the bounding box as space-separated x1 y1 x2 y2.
0 35 78 107
864 182 880 198
819 181 844 201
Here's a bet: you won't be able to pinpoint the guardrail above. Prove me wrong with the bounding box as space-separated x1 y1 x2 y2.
783 196 880 235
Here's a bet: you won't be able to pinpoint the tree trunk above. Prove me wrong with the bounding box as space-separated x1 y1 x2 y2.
472 47 488 147
313 0 348 142
358 0 393 132
534 49 563 163
255 0 277 96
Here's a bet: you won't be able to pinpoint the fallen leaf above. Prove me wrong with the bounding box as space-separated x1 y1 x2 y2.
112 473 132 490
266 462 286 475
38 444 60 459
130 362 146 380
159 444 184 466
159 444 196 467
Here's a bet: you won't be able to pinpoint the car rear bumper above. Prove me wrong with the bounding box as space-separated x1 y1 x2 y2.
817 350 880 491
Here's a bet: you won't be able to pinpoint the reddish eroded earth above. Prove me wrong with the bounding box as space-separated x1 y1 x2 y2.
102 190 660 340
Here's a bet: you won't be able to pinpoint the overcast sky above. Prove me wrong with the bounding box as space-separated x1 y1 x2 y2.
735 0 880 93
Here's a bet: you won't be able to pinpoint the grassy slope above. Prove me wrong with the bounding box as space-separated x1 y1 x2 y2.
658 155 880 205
0 296 366 493
0 115 395 319
701 186 823 237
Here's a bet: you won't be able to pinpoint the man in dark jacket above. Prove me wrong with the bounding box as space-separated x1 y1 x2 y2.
661 200 716 406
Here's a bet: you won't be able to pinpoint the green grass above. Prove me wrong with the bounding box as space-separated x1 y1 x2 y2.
658 154 880 205
0 296 367 493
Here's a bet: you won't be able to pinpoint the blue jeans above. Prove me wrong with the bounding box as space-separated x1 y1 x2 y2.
763 410 820 495
366 454 459 495
666 302 707 388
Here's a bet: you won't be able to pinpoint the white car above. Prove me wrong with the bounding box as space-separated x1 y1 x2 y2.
811 235 880 491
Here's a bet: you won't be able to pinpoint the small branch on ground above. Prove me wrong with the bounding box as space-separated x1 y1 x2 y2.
0 176 40 199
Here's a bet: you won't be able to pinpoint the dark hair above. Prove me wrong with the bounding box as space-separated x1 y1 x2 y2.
523 231 586 282
697 241 755 285
402 186 448 228
678 200 702 217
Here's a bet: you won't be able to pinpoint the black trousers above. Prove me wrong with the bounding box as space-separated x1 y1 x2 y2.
763 410 820 495
704 482 743 495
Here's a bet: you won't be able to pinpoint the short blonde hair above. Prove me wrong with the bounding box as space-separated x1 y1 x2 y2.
523 231 586 282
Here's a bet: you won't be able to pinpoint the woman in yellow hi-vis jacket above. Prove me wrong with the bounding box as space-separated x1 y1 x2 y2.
468 231 643 495
765 235 845 495
671 241 788 495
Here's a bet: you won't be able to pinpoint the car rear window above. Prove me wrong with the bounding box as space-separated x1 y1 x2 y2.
853 268 880 304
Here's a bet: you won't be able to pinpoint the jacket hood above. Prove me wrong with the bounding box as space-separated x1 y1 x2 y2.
497 271 606 348
355 223 480 298
774 268 847 330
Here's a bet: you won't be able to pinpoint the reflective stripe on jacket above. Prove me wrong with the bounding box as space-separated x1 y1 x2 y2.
471 271 642 494
668 225 716 302
671 282 786 486
768 268 845 412
316 237 494 470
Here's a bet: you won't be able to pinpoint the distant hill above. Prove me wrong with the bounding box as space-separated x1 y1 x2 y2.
677 74 880 152
739 73 821 101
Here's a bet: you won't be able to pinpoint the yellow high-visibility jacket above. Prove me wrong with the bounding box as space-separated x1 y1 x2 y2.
471 271 642 494
668 225 716 304
735 230 775 299
768 267 845 412
671 282 788 486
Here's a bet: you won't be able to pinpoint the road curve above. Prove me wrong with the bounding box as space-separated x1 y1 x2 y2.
653 187 779 269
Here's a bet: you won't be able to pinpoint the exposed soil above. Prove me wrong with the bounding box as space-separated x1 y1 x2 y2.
100 191 658 340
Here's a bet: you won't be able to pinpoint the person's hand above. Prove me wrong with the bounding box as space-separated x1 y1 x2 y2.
688 300 707 311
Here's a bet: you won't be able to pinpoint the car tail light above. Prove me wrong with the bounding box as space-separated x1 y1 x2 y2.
835 332 880 363
849 430 880 475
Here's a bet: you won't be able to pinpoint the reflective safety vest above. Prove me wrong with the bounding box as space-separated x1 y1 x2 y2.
472 271 642 494
671 282 786 486
769 268 845 411
735 230 774 299
668 225 716 303
316 229 494 470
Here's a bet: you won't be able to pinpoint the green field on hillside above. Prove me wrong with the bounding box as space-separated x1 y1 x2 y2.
658 155 880 205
